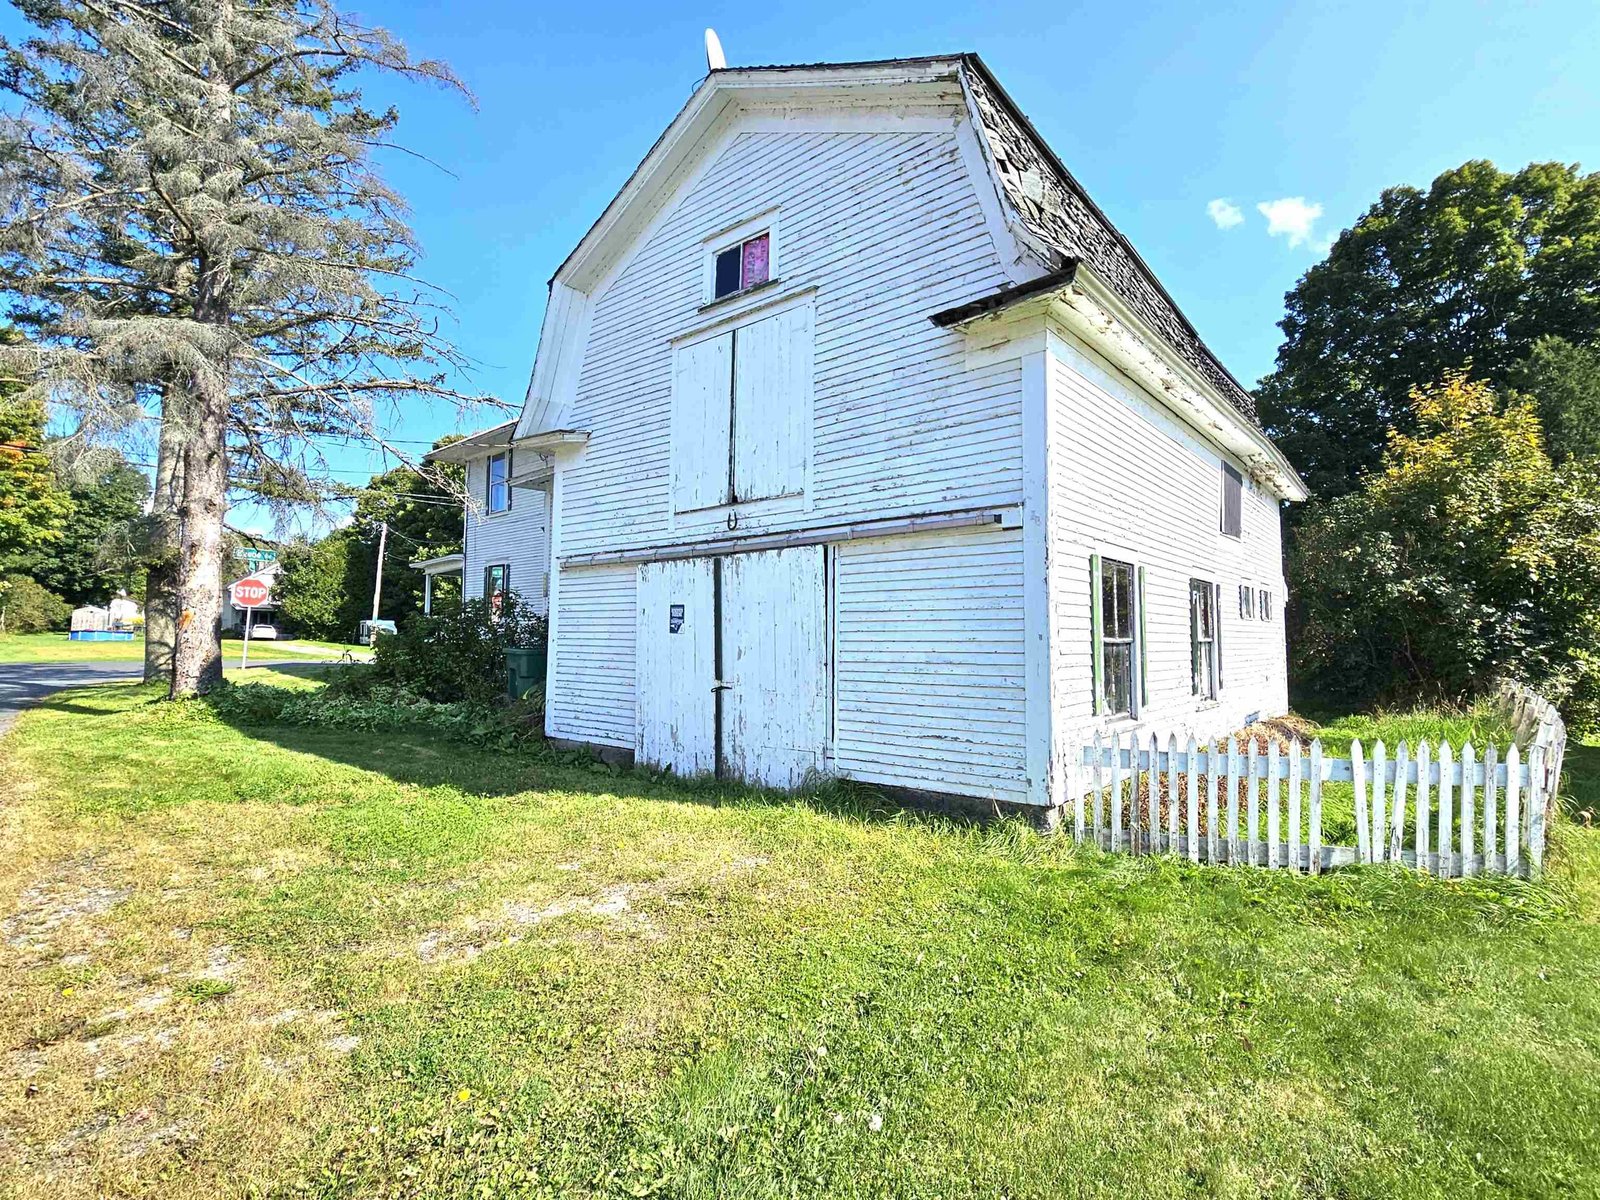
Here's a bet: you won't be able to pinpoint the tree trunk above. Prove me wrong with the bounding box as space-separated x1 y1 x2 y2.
143 384 185 684
170 369 230 697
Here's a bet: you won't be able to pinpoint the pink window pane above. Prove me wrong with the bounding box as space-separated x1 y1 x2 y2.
740 234 770 288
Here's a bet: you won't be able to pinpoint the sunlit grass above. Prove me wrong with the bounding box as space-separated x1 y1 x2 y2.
1 684 1596 1198
0 632 359 664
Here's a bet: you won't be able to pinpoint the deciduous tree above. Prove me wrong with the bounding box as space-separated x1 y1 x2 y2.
1258 161 1600 498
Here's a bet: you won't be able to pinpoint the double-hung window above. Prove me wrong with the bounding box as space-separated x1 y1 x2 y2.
1090 555 1145 718
484 563 509 612
1239 583 1255 620
1100 559 1136 717
486 451 511 515
1191 579 1219 699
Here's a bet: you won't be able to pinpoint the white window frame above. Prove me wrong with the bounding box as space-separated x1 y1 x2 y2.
485 451 511 515
702 210 781 306
1191 578 1219 701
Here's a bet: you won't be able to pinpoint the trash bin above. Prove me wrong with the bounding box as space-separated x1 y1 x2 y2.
505 646 548 701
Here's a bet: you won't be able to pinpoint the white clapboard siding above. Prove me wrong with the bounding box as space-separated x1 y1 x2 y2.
463 455 550 615
833 524 1027 801
546 564 636 748
558 127 1020 558
1046 333 1289 760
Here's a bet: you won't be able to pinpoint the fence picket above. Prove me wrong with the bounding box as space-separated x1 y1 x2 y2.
1309 739 1323 876
1092 731 1106 847
1288 739 1303 873
1483 743 1498 871
1206 743 1220 866
1416 740 1432 873
1167 734 1180 853
1226 739 1242 864
1267 742 1281 869
1071 741 1085 843
1461 742 1477 878
1148 732 1161 854
1247 741 1261 866
1373 740 1389 864
1529 743 1546 879
1506 743 1522 877
1185 736 1200 864
1352 739 1370 864
1391 741 1409 862
1438 741 1455 879
1109 731 1123 854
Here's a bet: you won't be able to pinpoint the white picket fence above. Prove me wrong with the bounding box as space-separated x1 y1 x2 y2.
1071 683 1566 879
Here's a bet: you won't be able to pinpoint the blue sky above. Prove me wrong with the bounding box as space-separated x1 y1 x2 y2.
8 0 1600 532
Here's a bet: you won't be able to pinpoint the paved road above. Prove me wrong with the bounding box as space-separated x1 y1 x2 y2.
0 662 144 737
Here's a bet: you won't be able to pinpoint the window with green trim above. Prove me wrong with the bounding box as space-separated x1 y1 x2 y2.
1100 558 1136 717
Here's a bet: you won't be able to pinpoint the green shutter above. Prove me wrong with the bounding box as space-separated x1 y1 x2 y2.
1090 554 1103 715
1137 564 1148 712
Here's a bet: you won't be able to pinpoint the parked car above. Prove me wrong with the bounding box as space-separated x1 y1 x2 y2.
248 623 279 640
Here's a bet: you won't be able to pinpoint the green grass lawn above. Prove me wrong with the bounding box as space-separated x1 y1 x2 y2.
0 632 364 664
1 685 1597 1199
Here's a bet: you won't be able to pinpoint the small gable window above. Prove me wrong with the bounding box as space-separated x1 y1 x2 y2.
712 232 770 300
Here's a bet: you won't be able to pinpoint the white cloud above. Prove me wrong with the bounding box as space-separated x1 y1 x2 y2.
1256 197 1324 248
1206 198 1244 230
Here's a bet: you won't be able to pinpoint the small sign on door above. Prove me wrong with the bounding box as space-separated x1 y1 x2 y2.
668 603 685 633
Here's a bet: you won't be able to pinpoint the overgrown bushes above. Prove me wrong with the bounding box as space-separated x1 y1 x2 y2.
370 594 546 705
208 674 545 751
0 574 71 633
1290 373 1600 732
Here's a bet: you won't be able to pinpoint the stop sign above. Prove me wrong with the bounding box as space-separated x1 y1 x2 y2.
233 576 271 608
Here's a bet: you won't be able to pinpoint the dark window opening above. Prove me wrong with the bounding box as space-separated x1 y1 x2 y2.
712 232 771 300
1221 462 1243 537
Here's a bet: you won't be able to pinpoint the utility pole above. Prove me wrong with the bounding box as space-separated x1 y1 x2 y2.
370 519 388 629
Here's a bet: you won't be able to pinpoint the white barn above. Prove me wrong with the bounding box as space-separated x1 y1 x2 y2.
448 53 1306 822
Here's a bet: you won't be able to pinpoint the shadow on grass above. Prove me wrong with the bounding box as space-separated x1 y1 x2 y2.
206 703 970 835
1561 738 1600 824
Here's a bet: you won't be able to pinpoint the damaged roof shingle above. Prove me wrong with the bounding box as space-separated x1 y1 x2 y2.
959 57 1261 426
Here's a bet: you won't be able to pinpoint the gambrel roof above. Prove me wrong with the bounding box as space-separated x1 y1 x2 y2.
957 58 1261 426
733 54 1260 428
520 52 1302 495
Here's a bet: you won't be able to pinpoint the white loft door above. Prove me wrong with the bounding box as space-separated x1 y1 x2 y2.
720 545 828 788
670 332 733 513
635 557 716 776
731 306 811 503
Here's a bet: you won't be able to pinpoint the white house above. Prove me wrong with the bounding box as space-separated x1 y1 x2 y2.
458 53 1306 822
423 420 552 616
220 559 283 633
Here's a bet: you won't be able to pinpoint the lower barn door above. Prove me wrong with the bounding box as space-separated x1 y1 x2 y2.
636 557 716 777
720 545 828 789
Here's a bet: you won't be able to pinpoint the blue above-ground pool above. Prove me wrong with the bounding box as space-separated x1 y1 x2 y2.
68 630 136 641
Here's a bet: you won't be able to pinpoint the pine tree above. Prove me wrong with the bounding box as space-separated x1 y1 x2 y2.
0 0 483 693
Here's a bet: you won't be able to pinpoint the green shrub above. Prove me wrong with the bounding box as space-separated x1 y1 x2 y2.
370 593 546 705
209 678 545 751
0 574 71 633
